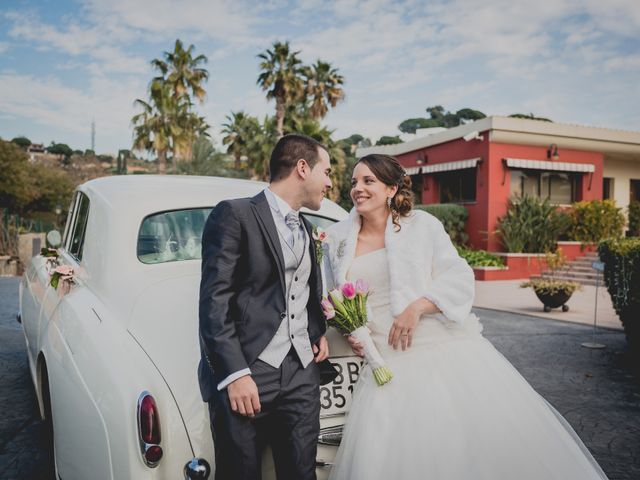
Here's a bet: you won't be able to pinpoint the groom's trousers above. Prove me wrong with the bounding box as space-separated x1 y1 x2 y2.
208 348 321 480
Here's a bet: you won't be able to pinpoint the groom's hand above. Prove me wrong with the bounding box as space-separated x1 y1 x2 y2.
227 375 261 417
313 336 329 362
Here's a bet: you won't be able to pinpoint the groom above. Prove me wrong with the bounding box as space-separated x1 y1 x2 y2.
198 133 335 480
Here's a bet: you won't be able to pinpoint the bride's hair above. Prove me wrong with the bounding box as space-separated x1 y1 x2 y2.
356 154 414 230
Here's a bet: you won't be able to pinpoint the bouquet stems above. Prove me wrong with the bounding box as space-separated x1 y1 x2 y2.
350 326 393 386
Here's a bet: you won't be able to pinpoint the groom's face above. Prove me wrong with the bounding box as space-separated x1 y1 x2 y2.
302 147 332 211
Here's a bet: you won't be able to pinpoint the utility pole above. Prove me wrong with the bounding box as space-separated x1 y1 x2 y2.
91 119 96 152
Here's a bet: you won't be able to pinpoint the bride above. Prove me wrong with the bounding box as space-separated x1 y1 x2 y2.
324 154 608 480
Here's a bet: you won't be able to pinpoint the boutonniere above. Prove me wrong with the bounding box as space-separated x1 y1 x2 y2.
312 226 328 265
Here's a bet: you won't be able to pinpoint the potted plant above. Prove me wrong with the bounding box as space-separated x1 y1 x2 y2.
520 250 581 312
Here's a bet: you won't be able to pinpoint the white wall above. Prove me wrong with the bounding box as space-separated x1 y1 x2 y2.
603 156 640 225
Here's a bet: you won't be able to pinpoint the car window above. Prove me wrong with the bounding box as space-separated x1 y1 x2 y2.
138 208 212 264
137 208 339 265
68 193 90 261
61 194 78 248
301 213 337 230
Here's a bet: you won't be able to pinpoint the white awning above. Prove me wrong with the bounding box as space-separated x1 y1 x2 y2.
503 158 595 173
405 157 481 175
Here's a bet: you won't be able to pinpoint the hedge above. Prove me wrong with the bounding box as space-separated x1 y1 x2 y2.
598 237 640 351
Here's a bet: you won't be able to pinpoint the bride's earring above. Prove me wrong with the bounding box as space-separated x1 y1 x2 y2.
387 197 392 208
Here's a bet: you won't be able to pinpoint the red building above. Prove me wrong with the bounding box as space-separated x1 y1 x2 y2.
358 116 640 254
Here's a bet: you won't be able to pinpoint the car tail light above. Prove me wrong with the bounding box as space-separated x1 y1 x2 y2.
137 391 163 467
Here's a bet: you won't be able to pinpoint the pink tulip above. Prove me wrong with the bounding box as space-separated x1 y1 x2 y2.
321 298 335 319
355 279 370 295
341 282 356 299
328 289 343 306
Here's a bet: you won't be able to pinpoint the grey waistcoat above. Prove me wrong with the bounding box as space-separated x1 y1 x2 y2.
258 227 314 368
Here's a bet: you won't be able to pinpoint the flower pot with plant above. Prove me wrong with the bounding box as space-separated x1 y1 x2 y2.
520 249 581 312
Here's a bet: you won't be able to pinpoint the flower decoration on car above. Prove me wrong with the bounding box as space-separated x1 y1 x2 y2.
40 247 60 272
49 264 75 292
312 226 328 265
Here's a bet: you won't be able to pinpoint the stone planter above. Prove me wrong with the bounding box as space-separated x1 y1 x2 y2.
533 289 573 312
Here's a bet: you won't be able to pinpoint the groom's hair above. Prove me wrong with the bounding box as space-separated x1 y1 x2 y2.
269 134 327 182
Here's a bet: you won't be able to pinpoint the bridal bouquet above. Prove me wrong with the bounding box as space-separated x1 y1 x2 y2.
321 280 393 386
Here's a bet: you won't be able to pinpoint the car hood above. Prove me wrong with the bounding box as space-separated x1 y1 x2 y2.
127 273 212 457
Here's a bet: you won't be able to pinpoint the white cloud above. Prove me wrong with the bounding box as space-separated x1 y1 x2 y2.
6 11 148 75
2 0 640 153
0 72 145 151
82 0 264 48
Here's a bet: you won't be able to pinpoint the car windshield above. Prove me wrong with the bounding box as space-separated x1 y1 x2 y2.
138 208 337 264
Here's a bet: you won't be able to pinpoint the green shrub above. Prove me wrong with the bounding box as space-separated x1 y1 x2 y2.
495 195 570 253
569 200 624 243
456 246 504 267
598 237 640 350
416 204 468 244
520 279 581 295
628 201 640 236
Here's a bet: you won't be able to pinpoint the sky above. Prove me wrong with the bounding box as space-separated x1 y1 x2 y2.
1 0 639 155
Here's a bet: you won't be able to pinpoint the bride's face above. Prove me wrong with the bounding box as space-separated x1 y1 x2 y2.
350 162 397 217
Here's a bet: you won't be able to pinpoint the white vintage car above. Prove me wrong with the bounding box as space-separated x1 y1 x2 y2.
18 175 360 480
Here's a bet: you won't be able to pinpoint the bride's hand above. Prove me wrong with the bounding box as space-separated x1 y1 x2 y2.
389 298 438 350
347 335 364 357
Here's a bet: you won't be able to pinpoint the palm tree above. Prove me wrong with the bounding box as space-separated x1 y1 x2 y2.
152 39 209 103
132 81 175 174
174 102 210 165
134 39 210 168
243 116 277 181
153 39 209 163
221 111 260 170
257 41 305 139
303 60 345 120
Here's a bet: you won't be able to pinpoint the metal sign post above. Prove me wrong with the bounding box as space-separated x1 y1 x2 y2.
582 261 606 349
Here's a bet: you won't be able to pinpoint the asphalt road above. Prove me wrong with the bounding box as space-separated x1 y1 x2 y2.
1 276 639 479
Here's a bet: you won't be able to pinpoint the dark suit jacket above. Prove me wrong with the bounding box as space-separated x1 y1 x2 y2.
198 191 327 403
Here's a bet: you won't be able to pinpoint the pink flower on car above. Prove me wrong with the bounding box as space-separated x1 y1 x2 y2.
341 282 356 299
53 265 74 278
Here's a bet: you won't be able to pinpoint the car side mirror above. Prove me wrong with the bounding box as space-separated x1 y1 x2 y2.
46 230 62 248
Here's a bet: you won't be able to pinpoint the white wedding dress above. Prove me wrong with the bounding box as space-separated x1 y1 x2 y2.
329 248 608 480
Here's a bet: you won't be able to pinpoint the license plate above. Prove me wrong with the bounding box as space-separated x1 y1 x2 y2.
319 356 364 417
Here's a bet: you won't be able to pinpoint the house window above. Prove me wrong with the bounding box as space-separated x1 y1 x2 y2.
603 178 613 200
510 169 578 204
410 174 423 203
437 168 476 203
631 179 640 202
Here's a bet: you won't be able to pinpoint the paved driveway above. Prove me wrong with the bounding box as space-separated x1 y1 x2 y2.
1 276 638 479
